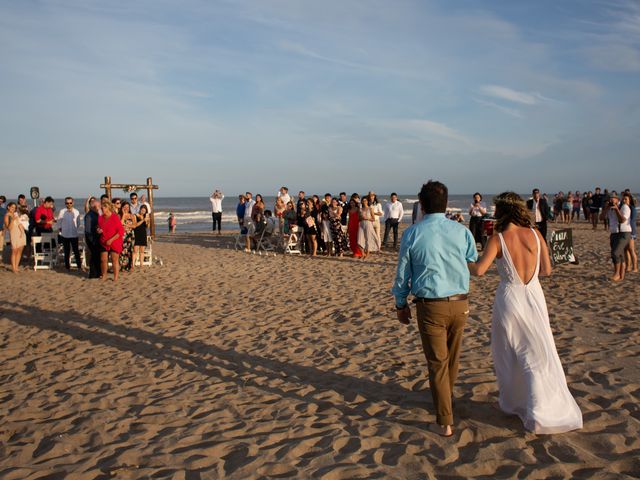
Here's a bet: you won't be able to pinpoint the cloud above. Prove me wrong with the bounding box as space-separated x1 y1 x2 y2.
473 98 523 118
478 85 553 105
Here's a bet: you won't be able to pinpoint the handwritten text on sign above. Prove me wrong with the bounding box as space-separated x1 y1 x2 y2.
550 228 576 265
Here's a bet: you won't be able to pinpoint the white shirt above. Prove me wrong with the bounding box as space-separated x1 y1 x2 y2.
210 194 224 213
469 201 486 218
278 192 291 206
373 203 383 224
130 202 141 215
57 208 81 238
384 200 404 221
244 199 255 222
531 199 542 223
609 204 632 233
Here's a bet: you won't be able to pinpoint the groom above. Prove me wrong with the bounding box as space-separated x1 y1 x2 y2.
392 180 478 437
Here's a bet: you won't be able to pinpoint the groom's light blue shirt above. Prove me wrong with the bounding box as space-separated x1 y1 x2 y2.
392 213 478 307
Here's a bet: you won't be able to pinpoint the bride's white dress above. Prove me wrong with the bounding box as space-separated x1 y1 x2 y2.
492 229 582 434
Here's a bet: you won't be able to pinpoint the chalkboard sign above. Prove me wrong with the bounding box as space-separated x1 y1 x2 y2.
550 229 577 265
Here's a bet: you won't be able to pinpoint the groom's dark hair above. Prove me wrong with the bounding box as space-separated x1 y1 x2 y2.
419 180 448 214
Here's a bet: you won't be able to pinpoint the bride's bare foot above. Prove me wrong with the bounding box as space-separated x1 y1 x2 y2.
611 275 622 282
428 423 453 437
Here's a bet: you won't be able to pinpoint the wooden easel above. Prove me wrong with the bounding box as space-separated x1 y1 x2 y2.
100 176 159 238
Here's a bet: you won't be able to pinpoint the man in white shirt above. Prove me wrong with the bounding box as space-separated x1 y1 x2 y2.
243 192 256 251
383 193 404 248
603 192 632 282
277 187 291 207
57 196 82 270
129 192 141 215
210 189 224 235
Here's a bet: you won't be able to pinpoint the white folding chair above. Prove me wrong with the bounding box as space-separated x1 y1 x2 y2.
32 234 58 270
256 221 277 253
283 225 302 255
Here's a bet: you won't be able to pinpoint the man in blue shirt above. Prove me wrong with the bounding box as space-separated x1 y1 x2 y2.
392 180 478 437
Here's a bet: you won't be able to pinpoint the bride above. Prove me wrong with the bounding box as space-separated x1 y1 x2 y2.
468 192 582 434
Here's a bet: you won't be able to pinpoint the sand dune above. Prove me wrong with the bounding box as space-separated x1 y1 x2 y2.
1 223 639 479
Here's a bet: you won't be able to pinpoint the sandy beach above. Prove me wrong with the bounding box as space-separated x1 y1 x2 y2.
1 222 639 479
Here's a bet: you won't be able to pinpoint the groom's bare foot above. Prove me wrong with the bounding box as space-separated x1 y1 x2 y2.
428 423 453 437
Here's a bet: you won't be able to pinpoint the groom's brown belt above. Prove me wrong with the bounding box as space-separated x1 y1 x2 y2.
413 294 468 303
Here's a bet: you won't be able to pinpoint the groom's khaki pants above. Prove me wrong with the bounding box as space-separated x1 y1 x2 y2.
415 298 469 426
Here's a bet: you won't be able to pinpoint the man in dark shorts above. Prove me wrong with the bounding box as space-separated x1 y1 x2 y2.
591 187 603 230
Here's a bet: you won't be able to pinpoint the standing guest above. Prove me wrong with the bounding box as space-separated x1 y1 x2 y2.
571 191 582 222
129 192 141 215
468 193 487 248
552 192 564 222
582 191 592 222
328 197 349 257
210 189 224 235
383 193 404 249
563 192 573 224
277 187 291 206
296 191 306 214
133 204 150 268
4 203 26 272
602 193 631 282
0 195 7 254
16 195 30 256
139 195 151 213
112 198 122 216
236 195 247 233
34 196 56 234
301 200 318 256
623 192 638 273
84 197 101 279
168 212 177 233
602 189 611 231
591 187 603 230
119 201 135 272
245 194 263 251
358 196 380 259
392 180 478 437
56 197 82 271
347 199 362 258
320 193 333 255
243 192 255 234
368 192 383 250
97 199 124 281
338 192 349 227
526 189 549 241
274 196 286 234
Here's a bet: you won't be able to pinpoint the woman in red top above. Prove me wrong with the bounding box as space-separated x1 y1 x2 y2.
97 199 124 281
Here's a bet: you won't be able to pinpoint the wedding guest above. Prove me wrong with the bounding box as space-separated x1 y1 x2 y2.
320 194 333 255
602 193 631 282
347 198 362 258
119 201 135 272
383 193 404 249
56 197 82 270
571 191 582 222
129 192 141 215
277 186 291 206
338 192 349 226
274 196 286 234
0 196 5 254
526 189 549 241
243 192 255 234
236 195 246 233
563 192 572 224
34 196 55 234
133 204 150 268
328 197 349 256
591 187 603 230
112 198 122 216
358 196 379 259
392 180 477 437
4 203 26 272
582 191 592 222
368 192 383 250
623 192 638 273
98 199 124 281
139 195 151 213
283 200 297 234
468 193 487 248
210 189 224 235
301 200 318 256
84 197 101 279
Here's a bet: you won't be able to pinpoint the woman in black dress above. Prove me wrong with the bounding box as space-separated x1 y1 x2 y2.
133 204 149 268
302 199 318 256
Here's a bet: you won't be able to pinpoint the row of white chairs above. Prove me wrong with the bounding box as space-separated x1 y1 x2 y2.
234 224 302 255
31 233 153 271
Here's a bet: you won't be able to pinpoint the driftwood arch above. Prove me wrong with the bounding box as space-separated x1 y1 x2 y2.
100 176 159 238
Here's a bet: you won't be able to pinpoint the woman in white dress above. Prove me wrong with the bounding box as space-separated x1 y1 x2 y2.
358 196 380 259
368 192 383 250
468 192 582 434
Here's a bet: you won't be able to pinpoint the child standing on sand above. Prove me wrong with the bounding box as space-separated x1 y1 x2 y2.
168 212 176 234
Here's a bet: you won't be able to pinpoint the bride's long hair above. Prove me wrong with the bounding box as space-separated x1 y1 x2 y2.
493 192 532 233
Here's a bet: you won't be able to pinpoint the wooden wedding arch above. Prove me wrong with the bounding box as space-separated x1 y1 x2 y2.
101 176 159 238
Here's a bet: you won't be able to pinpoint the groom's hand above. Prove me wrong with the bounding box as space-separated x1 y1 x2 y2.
396 305 412 325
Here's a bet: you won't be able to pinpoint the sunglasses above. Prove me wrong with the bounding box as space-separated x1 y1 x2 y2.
65 202 73 205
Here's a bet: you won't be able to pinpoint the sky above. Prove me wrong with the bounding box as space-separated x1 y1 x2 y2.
1 0 639 197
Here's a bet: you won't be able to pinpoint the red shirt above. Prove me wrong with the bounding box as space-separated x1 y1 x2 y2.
34 205 54 230
98 213 124 254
